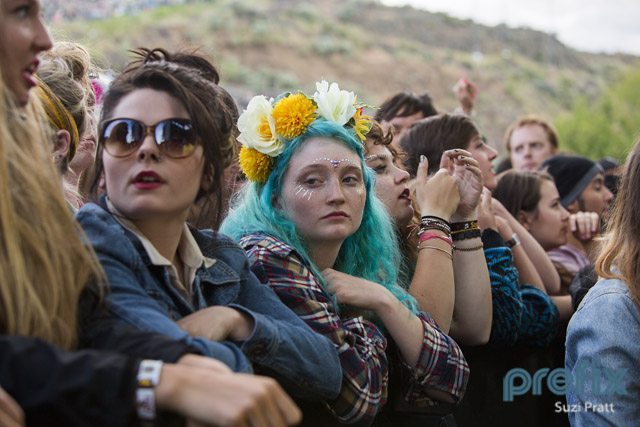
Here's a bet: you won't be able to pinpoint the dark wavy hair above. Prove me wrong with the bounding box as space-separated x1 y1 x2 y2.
89 48 237 228
400 113 479 177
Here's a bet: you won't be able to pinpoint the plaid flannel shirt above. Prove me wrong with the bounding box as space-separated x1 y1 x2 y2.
241 234 469 424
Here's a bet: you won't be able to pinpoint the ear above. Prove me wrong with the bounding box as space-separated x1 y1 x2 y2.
517 210 533 231
53 130 71 162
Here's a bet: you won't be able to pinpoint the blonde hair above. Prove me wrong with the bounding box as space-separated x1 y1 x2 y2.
0 66 104 350
596 137 640 306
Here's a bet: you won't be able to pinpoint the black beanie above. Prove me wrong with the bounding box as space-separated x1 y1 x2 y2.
540 155 603 207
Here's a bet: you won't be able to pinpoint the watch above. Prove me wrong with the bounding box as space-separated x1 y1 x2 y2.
505 233 521 248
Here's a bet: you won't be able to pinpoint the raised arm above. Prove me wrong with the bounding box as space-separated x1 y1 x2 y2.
493 197 561 294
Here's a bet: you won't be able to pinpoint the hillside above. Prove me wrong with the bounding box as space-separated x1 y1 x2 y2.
50 0 639 153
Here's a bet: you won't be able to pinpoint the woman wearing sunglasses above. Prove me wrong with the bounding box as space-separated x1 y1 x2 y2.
76 48 341 403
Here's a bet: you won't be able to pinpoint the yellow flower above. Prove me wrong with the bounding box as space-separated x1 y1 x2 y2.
239 146 273 183
272 93 317 140
353 107 373 141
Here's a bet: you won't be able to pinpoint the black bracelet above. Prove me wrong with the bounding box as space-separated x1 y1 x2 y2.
451 228 482 241
421 215 451 227
451 220 479 233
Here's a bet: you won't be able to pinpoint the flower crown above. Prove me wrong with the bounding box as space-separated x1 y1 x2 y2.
237 80 373 183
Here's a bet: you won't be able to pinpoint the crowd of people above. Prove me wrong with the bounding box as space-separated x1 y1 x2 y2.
0 0 637 426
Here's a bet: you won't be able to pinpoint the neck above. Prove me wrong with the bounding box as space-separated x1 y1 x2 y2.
64 169 80 188
307 241 343 271
132 215 186 263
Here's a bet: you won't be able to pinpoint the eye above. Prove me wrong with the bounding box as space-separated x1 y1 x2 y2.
302 176 322 187
13 4 31 17
343 175 361 185
372 164 387 174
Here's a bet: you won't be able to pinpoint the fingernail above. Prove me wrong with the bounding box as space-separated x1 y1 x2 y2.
420 155 426 163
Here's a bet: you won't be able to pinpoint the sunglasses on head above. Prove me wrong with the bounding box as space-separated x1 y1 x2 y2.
99 118 197 159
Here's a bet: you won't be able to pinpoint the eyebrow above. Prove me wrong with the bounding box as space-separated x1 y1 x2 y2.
299 162 362 173
365 154 388 162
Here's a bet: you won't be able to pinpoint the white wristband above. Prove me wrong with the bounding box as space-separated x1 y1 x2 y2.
136 360 163 421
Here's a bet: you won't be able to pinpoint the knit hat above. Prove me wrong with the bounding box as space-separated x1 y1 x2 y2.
540 155 603 207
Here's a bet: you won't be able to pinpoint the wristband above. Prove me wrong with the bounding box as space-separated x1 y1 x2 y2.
450 220 479 233
505 233 521 248
418 231 453 246
451 228 482 241
136 360 163 422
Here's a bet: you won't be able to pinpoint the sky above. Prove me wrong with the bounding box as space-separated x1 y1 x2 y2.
380 0 640 56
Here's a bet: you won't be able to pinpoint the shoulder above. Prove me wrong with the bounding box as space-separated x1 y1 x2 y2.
567 278 640 352
191 228 246 256
76 202 127 242
239 233 296 259
575 277 638 316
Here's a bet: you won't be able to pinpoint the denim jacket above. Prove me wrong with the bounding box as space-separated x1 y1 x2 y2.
565 278 640 426
76 201 341 400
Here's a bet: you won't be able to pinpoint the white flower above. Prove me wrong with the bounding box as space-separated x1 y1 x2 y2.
237 95 283 156
313 80 356 126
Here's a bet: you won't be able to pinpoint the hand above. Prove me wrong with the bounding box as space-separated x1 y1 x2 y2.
322 268 392 313
570 211 600 242
0 387 23 427
414 155 460 220
177 306 254 342
177 354 232 373
453 77 478 115
477 188 497 231
158 365 302 427
440 149 483 220
495 216 514 241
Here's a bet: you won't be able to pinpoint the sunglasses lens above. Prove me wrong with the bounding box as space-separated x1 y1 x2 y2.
156 119 196 158
103 119 143 157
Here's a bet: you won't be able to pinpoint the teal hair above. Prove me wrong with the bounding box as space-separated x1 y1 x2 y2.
221 119 418 314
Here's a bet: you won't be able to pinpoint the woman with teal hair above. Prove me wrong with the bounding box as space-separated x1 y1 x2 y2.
221 82 469 426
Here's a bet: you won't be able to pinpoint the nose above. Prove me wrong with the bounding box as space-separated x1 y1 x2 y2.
35 15 54 53
394 166 410 184
325 177 346 205
488 145 498 161
561 206 570 221
136 134 162 162
603 187 614 203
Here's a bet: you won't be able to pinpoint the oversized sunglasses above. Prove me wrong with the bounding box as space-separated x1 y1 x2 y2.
99 118 197 159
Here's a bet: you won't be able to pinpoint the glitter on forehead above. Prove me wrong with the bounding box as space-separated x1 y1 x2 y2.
312 157 359 168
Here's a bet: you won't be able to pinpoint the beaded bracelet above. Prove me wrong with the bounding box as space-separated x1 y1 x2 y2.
451 228 482 241
420 217 452 235
421 215 451 225
453 243 484 252
418 244 453 259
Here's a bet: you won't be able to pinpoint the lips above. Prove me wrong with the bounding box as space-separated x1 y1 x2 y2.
399 188 411 200
132 171 165 189
22 60 40 89
322 211 349 219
